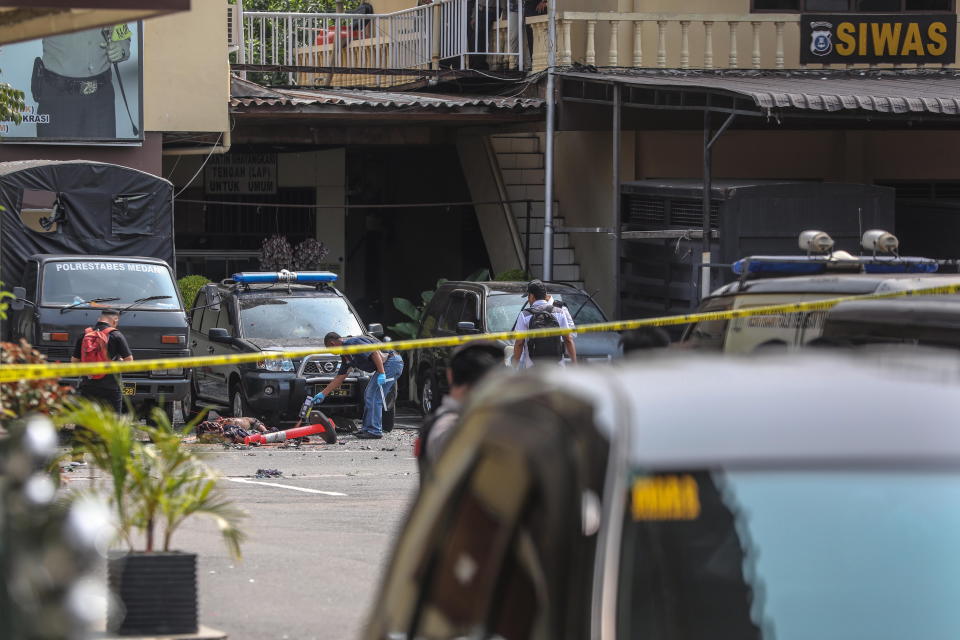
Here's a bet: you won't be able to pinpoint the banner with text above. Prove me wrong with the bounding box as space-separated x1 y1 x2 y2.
205 153 278 195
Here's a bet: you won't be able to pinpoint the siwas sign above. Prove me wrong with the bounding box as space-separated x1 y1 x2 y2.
800 14 956 64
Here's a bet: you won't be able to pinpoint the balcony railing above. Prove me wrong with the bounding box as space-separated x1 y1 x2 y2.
528 12 960 71
235 0 524 88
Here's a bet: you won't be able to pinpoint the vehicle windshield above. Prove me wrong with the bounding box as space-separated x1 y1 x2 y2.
485 291 606 333
618 470 960 640
239 296 363 340
681 296 734 350
41 261 181 309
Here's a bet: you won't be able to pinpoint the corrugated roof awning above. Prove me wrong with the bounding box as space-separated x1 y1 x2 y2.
0 2 188 44
230 75 544 119
559 69 960 119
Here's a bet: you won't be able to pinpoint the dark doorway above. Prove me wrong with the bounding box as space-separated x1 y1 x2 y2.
345 146 492 329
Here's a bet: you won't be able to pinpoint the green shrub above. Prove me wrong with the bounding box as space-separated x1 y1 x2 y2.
177 275 210 310
388 268 492 339
493 268 529 282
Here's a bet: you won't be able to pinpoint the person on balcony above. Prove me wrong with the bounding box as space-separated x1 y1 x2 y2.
524 0 547 68
467 0 494 70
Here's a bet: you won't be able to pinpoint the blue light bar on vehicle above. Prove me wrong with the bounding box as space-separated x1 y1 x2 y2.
232 271 338 284
732 257 827 276
862 257 938 274
732 256 939 277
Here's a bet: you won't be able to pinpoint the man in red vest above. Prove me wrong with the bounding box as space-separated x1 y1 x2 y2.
70 309 133 413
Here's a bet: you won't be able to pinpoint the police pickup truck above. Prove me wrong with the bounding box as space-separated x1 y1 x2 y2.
681 229 960 353
185 270 394 428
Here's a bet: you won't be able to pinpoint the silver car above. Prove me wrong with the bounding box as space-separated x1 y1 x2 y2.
366 353 960 640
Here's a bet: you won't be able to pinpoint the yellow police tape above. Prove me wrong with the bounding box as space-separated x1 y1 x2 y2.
2 281 960 384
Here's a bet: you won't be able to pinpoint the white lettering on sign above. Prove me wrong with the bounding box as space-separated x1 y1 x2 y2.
204 153 278 196
54 262 166 274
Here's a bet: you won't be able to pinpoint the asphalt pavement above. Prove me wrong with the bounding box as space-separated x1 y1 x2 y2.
70 413 423 640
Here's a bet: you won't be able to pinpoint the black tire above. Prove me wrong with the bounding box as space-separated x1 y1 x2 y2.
419 373 435 416
182 376 201 422
229 385 251 419
161 401 176 426
140 401 175 428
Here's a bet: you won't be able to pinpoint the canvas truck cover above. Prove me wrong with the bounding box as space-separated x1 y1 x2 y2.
0 160 174 289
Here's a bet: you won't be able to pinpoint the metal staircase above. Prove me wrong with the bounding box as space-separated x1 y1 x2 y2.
490 133 583 288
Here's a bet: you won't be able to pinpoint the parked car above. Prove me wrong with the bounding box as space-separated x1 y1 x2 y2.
680 230 960 353
185 271 394 427
817 294 960 349
365 352 960 640
408 280 620 414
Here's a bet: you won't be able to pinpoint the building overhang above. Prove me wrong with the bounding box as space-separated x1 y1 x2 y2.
0 1 189 45
557 68 960 131
229 76 545 130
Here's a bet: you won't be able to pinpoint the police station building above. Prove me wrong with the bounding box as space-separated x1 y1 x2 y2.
521 0 960 317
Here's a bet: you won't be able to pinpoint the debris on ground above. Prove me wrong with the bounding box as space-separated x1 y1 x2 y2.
196 417 277 444
282 437 311 447
254 468 283 478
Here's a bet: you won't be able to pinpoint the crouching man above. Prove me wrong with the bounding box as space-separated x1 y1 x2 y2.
312 332 403 440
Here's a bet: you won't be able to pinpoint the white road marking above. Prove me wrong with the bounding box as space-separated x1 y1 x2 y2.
226 477 347 496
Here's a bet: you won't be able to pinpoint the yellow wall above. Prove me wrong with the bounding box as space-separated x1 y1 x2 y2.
143 0 229 134
371 0 414 12
554 130 635 315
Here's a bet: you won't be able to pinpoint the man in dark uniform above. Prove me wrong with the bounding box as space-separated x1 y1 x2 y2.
312 332 404 439
33 25 132 138
70 309 133 413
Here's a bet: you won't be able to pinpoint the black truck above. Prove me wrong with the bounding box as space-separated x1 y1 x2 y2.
1 160 190 420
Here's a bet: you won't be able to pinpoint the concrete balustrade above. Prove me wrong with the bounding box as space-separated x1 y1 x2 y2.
528 12 960 72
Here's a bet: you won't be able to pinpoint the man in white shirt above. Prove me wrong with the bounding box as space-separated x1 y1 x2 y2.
511 280 577 369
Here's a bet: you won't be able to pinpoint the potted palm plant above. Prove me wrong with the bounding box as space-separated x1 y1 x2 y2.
59 401 245 636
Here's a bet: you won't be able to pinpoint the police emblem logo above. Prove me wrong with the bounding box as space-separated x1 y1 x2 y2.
809 21 833 57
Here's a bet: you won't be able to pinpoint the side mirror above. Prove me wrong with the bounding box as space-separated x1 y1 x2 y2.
10 286 27 311
208 327 232 344
367 323 385 338
457 321 480 335
202 283 222 312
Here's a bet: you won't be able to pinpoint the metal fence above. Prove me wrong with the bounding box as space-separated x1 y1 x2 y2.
237 0 524 87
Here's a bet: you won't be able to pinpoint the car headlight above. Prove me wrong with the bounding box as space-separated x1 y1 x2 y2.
150 368 184 377
257 357 294 372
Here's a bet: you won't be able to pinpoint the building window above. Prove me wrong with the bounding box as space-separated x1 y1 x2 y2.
752 0 954 10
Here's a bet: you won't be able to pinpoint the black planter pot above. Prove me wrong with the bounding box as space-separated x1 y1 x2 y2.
107 551 198 636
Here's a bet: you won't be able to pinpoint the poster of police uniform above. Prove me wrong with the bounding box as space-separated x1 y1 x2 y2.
0 23 142 142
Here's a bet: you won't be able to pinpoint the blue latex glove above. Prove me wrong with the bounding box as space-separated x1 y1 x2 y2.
376 373 386 386
312 392 326 404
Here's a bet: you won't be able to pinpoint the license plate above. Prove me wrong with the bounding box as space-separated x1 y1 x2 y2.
122 383 136 396
317 384 351 398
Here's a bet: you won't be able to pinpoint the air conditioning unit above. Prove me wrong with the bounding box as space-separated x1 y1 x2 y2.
227 3 242 52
